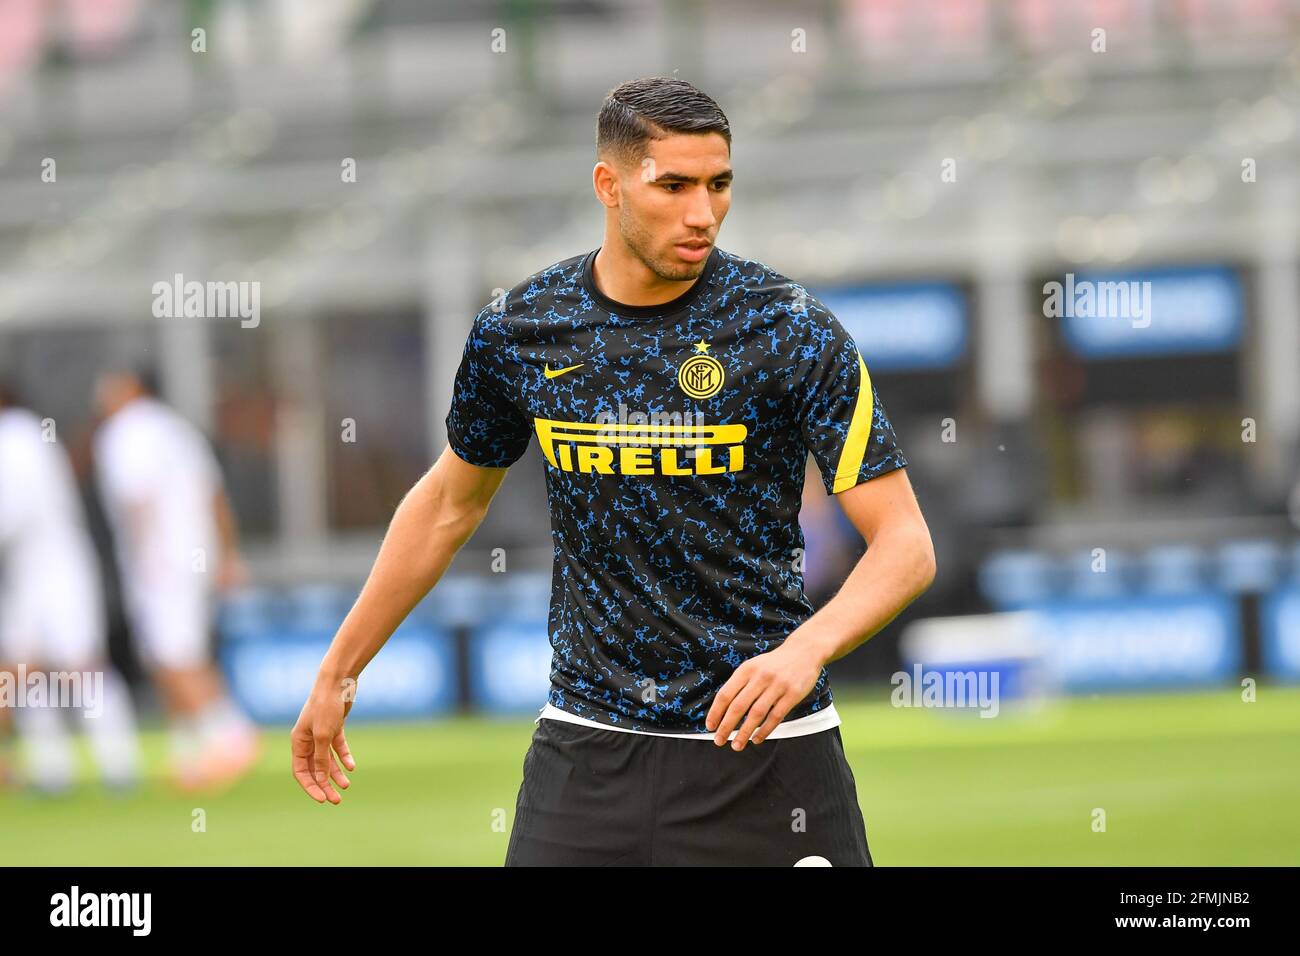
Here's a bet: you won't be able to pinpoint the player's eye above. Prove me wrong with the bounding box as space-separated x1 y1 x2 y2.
662 182 683 192
713 180 731 190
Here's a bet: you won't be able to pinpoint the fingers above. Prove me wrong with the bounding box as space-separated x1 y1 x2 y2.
704 670 742 737
750 694 795 745
312 732 342 805
729 687 784 752
706 659 805 751
710 676 764 747
293 763 329 804
291 682 359 804
333 730 356 772
291 717 351 805
327 749 351 792
291 726 329 804
738 691 795 749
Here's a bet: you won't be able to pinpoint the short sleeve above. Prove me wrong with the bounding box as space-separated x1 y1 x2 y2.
0 430 38 542
790 294 908 495
192 430 226 496
96 424 157 505
444 311 532 467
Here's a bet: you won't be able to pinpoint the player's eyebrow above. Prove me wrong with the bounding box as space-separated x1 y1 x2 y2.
653 169 734 184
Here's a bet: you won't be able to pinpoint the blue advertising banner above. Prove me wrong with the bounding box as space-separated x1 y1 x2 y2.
1261 587 1300 681
814 282 967 371
467 617 553 714
221 621 457 724
1030 595 1240 691
1051 265 1243 358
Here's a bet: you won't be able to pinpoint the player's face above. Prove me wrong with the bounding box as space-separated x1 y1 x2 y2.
618 132 732 282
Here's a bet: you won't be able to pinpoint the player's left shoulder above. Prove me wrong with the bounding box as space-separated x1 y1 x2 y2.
717 248 836 329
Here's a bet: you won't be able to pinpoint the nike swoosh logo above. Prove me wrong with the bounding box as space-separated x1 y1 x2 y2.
544 363 585 379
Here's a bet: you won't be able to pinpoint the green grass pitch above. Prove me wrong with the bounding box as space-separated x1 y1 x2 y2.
2 686 1298 865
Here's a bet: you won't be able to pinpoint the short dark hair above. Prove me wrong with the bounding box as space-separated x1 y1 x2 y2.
597 76 731 170
100 359 160 397
133 364 160 397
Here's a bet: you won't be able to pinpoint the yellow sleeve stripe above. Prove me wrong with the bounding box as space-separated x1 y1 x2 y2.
831 350 875 494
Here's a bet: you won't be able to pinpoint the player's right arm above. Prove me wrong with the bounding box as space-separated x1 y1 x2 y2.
295 307 530 804
292 444 510 804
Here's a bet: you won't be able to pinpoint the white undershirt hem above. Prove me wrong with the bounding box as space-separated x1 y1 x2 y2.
535 701 841 740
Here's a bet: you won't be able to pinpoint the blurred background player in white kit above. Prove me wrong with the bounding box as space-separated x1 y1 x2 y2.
0 378 142 794
92 366 261 791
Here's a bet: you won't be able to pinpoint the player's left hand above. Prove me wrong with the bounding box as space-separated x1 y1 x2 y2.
705 639 825 751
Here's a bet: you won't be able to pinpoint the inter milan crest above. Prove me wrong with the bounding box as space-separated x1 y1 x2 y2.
676 339 725 399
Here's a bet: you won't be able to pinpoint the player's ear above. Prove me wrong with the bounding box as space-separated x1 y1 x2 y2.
593 160 618 207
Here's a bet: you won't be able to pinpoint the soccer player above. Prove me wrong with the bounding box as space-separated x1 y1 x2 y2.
93 367 260 791
0 378 142 793
293 76 935 866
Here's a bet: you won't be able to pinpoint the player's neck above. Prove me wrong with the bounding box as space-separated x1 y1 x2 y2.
592 242 704 309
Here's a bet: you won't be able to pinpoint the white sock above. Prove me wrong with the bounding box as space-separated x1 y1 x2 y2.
15 697 76 790
80 667 142 787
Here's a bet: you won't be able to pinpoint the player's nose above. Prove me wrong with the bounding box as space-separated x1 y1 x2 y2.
683 187 717 229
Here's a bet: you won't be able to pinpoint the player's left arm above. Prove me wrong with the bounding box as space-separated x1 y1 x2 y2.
798 466 936 663
211 486 248 592
706 468 935 749
708 292 935 750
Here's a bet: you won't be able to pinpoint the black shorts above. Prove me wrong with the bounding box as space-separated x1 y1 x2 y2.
504 717 874 866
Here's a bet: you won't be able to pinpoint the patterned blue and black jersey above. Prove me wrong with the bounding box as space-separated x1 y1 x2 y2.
446 245 908 733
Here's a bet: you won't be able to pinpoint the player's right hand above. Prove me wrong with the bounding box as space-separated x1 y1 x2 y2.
291 675 358 805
